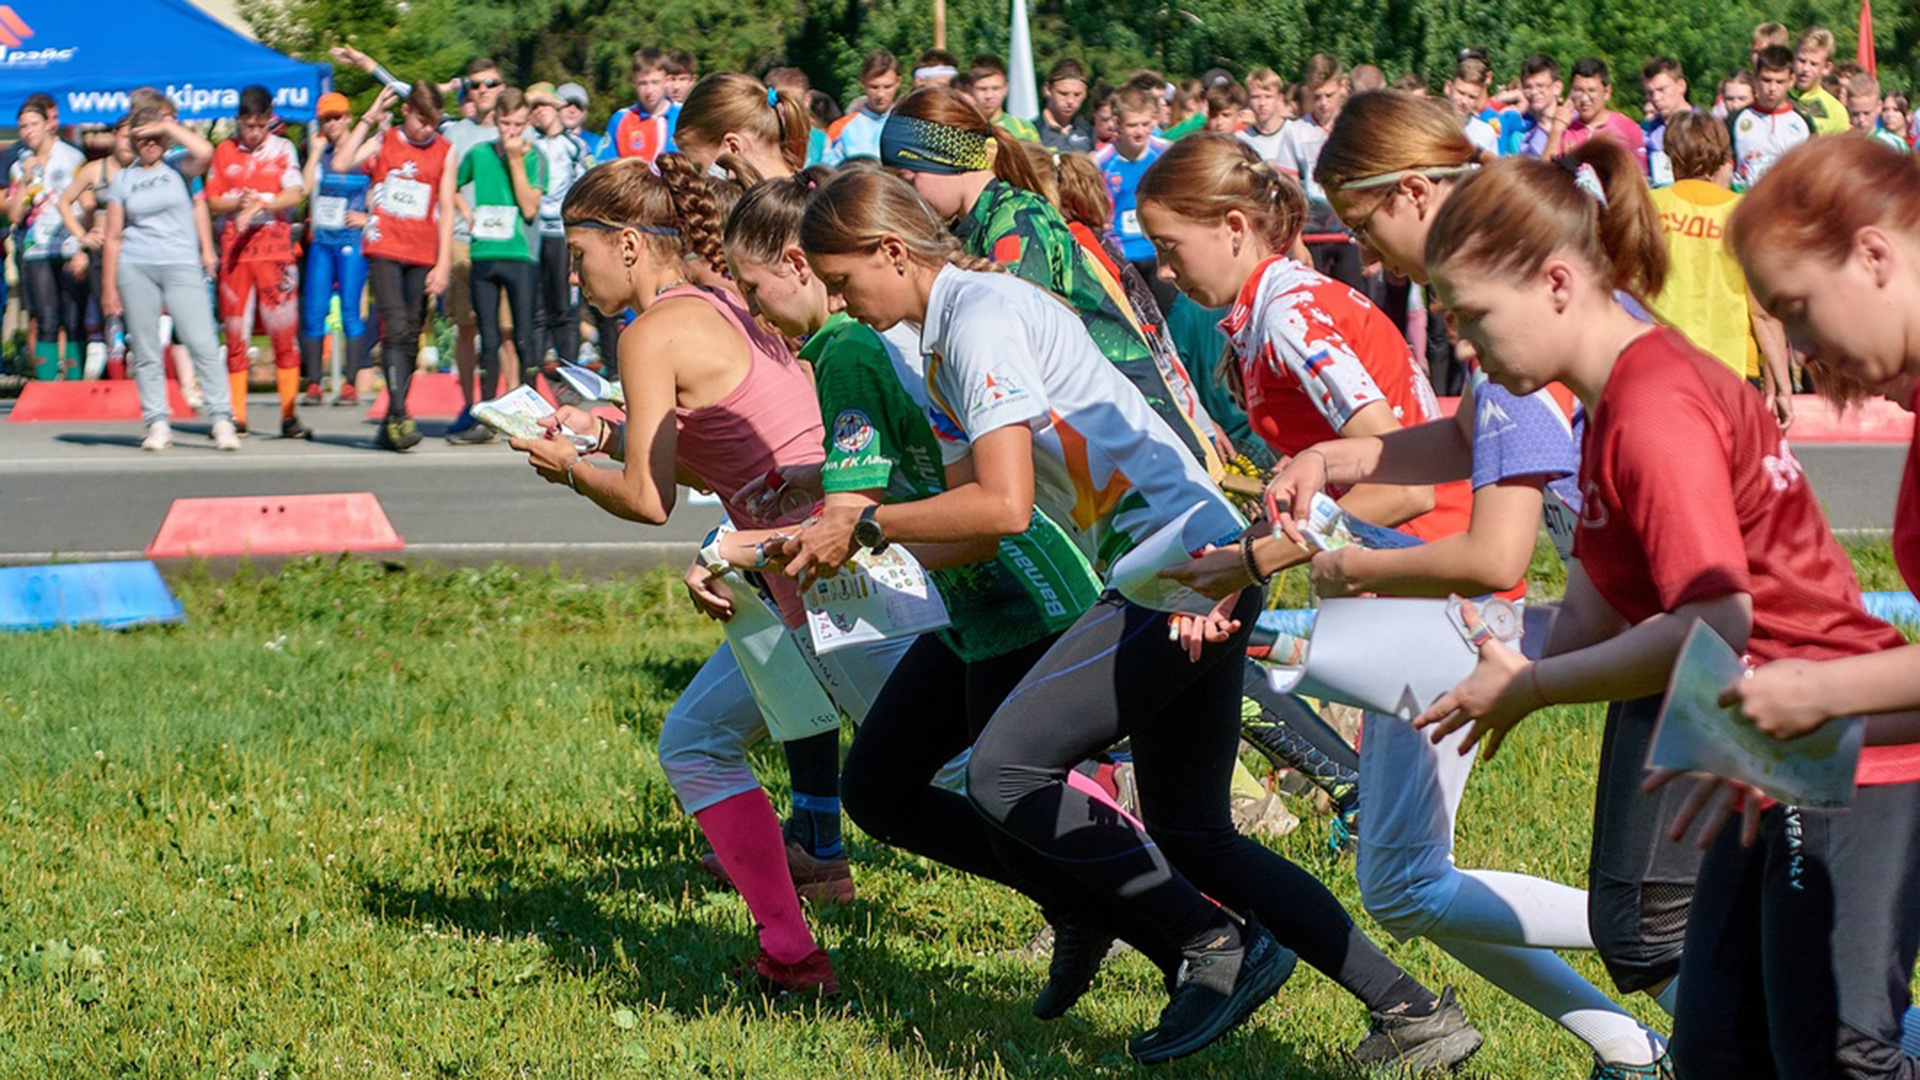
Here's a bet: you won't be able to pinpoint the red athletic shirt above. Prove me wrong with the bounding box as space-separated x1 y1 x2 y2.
1574 328 1918 785
205 134 302 264
1221 255 1472 541
362 129 450 268
1895 384 1920 592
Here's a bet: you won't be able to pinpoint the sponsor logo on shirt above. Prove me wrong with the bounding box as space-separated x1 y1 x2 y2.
1476 396 1515 436
832 409 876 453
1762 440 1804 493
982 372 1025 404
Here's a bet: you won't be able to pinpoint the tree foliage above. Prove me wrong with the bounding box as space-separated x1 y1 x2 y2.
243 0 1912 126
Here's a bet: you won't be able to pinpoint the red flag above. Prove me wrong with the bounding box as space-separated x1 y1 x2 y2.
1859 0 1877 77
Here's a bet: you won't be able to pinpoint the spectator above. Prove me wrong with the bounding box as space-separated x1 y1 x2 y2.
1792 26 1849 134
824 50 899 165
913 48 959 90
664 50 698 105
1165 79 1206 138
206 85 309 439
299 92 373 405
1238 67 1289 164
449 86 545 444
58 117 136 379
1277 54 1362 287
1647 109 1793 425
1750 21 1789 67
1445 56 1499 156
1884 93 1914 150
1203 83 1246 135
1092 87 1170 310
102 103 237 451
1515 53 1560 156
1718 70 1756 118
1547 58 1647 170
556 82 602 158
1037 58 1094 153
1091 88 1117 149
1844 72 1907 152
764 68 827 165
1391 72 1427 95
526 82 595 367
8 96 87 380
330 82 457 452
1350 64 1387 95
599 47 679 163
442 57 506 433
1640 57 1690 186
968 55 1038 141
1730 46 1813 191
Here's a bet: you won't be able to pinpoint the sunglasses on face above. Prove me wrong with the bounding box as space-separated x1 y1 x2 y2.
471 78 504 90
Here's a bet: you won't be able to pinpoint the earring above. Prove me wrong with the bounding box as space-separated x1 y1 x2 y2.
894 259 905 274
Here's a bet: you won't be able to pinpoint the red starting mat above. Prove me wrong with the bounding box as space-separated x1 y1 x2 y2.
146 493 405 559
8 381 195 422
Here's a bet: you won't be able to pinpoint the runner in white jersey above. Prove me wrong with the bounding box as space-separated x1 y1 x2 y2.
1729 47 1816 191
785 167 1470 1066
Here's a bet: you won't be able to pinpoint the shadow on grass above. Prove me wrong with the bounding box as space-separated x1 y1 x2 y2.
357 814 1380 1078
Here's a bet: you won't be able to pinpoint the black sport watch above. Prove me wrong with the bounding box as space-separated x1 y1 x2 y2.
852 505 889 554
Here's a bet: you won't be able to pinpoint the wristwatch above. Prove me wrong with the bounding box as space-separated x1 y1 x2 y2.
852 505 889 554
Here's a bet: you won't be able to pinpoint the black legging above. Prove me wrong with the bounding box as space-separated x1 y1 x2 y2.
533 233 579 366
965 588 1416 1010
368 257 430 419
470 257 536 399
25 256 87 345
841 631 1182 973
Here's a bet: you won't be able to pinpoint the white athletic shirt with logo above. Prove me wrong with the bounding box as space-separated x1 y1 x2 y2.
1729 105 1813 191
916 266 1245 611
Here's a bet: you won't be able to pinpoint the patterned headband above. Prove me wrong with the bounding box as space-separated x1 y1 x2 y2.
879 115 991 175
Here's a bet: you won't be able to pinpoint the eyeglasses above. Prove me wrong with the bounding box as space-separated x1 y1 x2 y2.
1342 187 1397 248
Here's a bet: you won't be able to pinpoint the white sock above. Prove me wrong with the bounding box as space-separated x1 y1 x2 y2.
1651 977 1680 1017
1902 1005 1920 1057
1426 869 1597 949
1434 935 1661 1066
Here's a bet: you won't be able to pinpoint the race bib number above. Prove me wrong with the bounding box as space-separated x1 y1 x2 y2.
471 205 517 242
312 195 348 231
1119 208 1139 236
382 177 430 221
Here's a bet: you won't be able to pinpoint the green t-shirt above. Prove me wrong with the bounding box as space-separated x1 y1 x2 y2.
804 312 1100 661
457 143 547 262
1793 85 1850 136
1162 113 1207 140
954 179 1211 469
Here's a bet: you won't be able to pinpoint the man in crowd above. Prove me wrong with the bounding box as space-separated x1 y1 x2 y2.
526 82 594 370
913 49 960 90
1093 86 1170 310
1037 58 1094 153
1731 45 1814 190
1446 56 1500 155
664 51 698 105
1791 26 1849 135
599 47 678 163
1549 58 1646 168
1276 54 1362 287
440 57 505 435
1516 53 1560 157
1845 72 1908 151
556 83 602 158
825 50 900 165
205 85 308 438
1641 57 1691 186
1237 67 1289 163
966 55 1038 140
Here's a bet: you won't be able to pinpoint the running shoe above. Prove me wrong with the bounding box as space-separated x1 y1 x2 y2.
445 423 495 445
1588 1053 1673 1080
1350 985 1484 1073
334 385 359 406
700 841 854 904
302 382 324 406
233 418 249 436
744 946 840 997
1128 918 1297 1065
140 420 172 452
393 417 422 451
1031 913 1117 1020
281 415 314 441
211 418 241 452
445 407 477 434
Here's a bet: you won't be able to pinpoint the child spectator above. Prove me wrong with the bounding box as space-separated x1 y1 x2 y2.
1092 87 1169 310
825 51 900 165
1037 58 1094 153
1791 26 1849 134
1238 67 1289 163
1730 46 1814 190
968 55 1039 141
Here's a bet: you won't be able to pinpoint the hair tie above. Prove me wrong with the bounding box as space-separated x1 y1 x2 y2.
766 87 779 107
1555 156 1609 208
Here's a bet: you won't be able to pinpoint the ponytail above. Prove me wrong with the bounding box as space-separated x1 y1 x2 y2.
1425 137 1666 307
676 73 808 177
723 166 832 268
655 152 729 277
1135 133 1308 256
1315 90 1481 195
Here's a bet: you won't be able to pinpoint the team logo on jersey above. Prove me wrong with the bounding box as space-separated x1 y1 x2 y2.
1579 479 1610 528
1762 440 1804 492
832 409 875 453
1476 395 1515 436
981 372 1025 404
1738 116 1754 132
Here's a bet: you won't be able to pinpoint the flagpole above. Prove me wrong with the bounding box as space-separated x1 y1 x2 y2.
934 0 947 49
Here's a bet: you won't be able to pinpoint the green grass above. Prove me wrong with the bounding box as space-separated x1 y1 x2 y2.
0 552 1905 1078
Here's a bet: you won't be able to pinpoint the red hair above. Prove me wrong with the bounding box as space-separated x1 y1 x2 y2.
1729 137 1920 270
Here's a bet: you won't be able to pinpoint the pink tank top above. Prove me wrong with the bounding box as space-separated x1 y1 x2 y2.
663 285 824 624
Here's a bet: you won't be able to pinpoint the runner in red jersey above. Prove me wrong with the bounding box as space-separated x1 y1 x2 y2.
1415 138 1920 1080
330 82 457 450
204 85 307 437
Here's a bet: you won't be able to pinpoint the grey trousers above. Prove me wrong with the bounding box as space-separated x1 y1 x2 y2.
119 261 230 425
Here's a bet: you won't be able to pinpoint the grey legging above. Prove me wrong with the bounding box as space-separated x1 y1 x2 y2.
120 261 231 425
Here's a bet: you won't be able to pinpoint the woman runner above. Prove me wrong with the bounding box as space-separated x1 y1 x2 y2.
784 168 1479 1068
1408 138 1920 1080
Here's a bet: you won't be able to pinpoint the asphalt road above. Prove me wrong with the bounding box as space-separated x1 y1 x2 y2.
0 394 1906 576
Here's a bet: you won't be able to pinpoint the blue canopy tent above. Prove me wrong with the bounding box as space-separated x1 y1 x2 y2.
0 0 330 125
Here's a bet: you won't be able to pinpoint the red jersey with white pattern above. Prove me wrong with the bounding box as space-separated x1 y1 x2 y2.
1574 328 1917 785
1220 255 1472 541
206 134 303 264
363 129 451 267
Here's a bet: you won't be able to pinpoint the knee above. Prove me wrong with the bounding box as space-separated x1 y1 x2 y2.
1358 849 1458 940
656 702 750 800
1587 880 1686 993
964 737 1046 826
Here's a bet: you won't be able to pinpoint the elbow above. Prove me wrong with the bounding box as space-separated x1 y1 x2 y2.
987 495 1032 537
